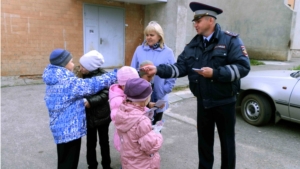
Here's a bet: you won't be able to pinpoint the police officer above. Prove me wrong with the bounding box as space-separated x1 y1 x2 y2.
140 2 251 169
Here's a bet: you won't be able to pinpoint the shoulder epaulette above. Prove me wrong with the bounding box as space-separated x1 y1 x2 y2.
224 31 239 37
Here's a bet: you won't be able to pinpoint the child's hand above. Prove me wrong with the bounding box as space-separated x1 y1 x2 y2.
148 102 155 108
84 101 90 108
141 74 154 82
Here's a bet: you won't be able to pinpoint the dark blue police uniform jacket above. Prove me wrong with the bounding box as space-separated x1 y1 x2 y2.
156 23 251 109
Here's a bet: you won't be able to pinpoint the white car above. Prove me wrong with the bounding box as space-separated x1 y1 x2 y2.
236 70 300 126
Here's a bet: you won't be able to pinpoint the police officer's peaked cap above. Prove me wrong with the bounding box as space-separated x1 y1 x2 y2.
190 2 223 21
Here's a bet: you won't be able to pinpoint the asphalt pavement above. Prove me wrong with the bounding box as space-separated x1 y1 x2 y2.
1 57 300 169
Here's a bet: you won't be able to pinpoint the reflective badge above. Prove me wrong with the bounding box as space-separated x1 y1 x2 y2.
224 31 239 37
214 45 226 49
241 46 248 57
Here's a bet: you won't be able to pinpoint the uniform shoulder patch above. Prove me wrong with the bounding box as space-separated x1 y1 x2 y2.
224 31 239 37
241 46 248 57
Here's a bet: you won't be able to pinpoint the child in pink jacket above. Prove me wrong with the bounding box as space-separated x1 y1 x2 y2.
109 66 140 151
115 78 163 169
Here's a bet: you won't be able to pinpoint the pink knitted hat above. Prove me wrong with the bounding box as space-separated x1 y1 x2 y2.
117 66 139 85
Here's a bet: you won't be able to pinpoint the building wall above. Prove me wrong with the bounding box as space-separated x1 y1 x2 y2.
146 0 295 61
1 0 145 76
207 0 293 61
290 0 300 57
290 0 300 49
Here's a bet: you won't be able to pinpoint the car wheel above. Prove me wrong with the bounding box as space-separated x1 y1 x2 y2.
241 94 272 126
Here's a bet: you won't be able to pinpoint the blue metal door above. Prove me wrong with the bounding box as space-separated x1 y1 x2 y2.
84 5 99 53
84 4 125 68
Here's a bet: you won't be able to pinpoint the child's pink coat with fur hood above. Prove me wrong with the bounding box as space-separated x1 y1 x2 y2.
115 102 163 169
109 84 125 151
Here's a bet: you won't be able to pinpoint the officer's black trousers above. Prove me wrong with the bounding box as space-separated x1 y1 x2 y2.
197 100 236 169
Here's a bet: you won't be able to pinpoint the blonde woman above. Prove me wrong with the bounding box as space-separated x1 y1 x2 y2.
131 21 176 126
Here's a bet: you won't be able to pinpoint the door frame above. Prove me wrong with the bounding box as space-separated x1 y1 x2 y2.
83 3 125 67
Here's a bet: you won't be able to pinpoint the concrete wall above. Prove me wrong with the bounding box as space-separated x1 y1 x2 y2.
188 0 294 61
290 0 300 57
1 0 145 76
290 0 300 49
146 0 295 61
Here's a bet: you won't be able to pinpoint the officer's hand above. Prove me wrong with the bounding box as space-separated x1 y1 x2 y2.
198 67 213 78
139 65 157 76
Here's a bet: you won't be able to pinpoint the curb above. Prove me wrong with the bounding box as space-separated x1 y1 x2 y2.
2 57 299 88
0 78 188 89
164 89 197 127
164 108 197 127
1 76 44 88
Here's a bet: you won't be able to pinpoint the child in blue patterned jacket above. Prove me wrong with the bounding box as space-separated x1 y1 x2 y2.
43 48 117 169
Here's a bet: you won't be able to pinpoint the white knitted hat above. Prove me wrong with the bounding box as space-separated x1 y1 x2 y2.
79 50 105 71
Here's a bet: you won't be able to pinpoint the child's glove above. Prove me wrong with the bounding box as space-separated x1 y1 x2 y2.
152 120 165 133
145 108 155 120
